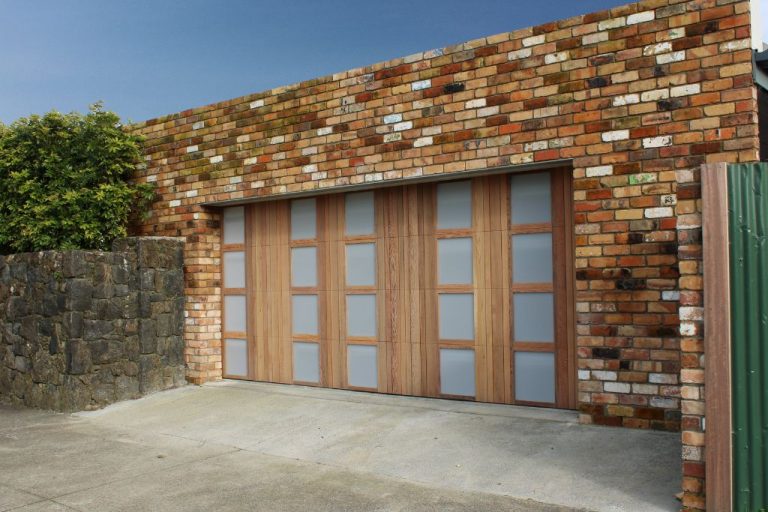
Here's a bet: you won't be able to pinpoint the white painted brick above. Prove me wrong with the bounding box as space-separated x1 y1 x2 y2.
169 199 181 207
394 121 412 132
592 370 617 381
316 127 333 136
465 98 486 109
302 146 318 156
477 106 499 117
146 175 157 183
578 370 591 380
643 136 672 148
302 164 317 174
660 194 677 206
601 130 629 142
720 39 751 52
670 84 701 97
656 51 685 64
582 32 609 45
680 322 697 336
586 165 614 177
192 121 204 130
662 290 680 301
209 155 223 164
667 28 685 40
185 190 198 198
524 141 547 152
645 206 673 218
522 34 545 47
633 384 659 395
311 171 327 180
613 94 640 106
544 51 568 64
413 136 433 148
509 152 534 164
650 373 678 384
383 113 402 124
676 169 695 183
383 132 402 143
598 17 626 30
549 137 573 148
186 145 198 153
249 99 264 108
411 79 431 91
236 135 249 144
270 136 284 145
643 42 672 56
680 306 704 321
244 157 258 165
508 48 532 60
605 382 631 394
650 397 678 409
641 89 669 102
683 445 702 461
627 11 655 24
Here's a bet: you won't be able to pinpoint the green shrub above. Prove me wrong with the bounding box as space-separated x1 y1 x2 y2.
0 103 154 253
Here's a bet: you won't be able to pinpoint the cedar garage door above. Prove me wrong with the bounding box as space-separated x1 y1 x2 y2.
220 168 575 408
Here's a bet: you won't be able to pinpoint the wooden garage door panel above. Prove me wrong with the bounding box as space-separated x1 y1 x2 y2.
221 170 575 409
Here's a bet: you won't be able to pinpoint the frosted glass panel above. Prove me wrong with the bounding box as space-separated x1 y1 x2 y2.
347 294 377 337
292 295 318 335
346 243 376 286
512 233 553 283
291 198 317 240
440 348 475 397
345 191 375 236
293 342 320 383
224 338 247 376
514 293 554 342
437 180 472 229
291 247 317 287
223 207 245 244
515 352 555 403
224 295 247 333
223 251 246 288
439 294 474 340
438 238 473 284
347 344 378 388
511 172 551 225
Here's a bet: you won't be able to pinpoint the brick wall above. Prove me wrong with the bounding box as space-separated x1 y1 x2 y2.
129 1 760 509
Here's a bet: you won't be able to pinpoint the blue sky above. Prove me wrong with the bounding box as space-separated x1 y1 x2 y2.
1 0 765 124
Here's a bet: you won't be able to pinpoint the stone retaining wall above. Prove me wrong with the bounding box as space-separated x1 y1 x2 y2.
0 237 186 411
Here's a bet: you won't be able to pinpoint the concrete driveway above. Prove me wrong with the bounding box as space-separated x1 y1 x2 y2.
0 381 680 512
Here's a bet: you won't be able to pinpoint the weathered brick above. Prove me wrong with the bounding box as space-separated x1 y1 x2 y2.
127 6 761 510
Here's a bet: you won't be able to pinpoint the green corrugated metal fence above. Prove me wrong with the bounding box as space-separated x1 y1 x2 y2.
729 163 768 511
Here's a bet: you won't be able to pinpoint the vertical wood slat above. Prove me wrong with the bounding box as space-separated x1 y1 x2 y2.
276 202 291 384
702 162 732 512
